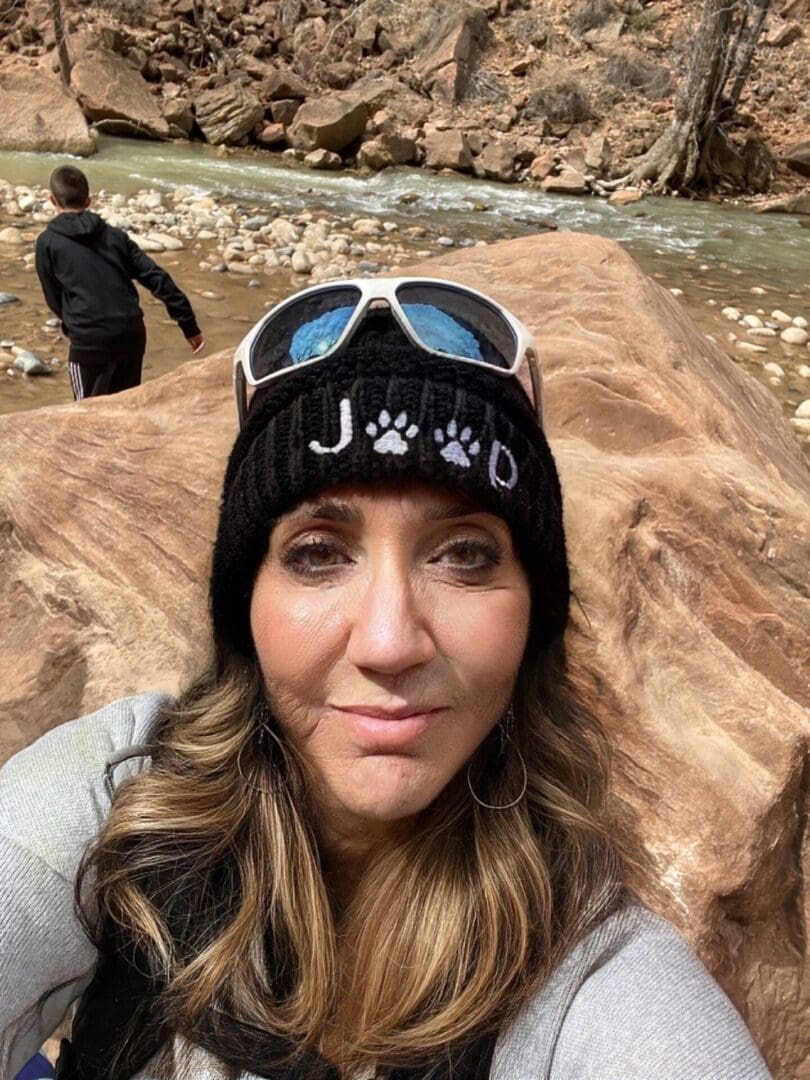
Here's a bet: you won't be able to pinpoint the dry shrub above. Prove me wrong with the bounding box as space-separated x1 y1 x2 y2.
89 0 155 24
601 47 671 100
570 0 616 35
526 75 593 124
509 11 554 48
627 8 661 33
464 68 511 104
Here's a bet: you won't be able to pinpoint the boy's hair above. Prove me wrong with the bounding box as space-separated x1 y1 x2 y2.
50 165 90 209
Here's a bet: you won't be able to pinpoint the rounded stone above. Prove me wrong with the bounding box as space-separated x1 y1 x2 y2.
780 327 809 346
291 249 313 274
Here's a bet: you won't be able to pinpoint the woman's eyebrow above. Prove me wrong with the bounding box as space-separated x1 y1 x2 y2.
288 500 363 524
422 502 482 522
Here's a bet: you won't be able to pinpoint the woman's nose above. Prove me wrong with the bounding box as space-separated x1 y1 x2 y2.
345 560 437 676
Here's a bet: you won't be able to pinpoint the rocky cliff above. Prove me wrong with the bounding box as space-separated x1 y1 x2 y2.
1 0 807 199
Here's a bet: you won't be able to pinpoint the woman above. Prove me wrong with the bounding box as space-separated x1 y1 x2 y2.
1 278 770 1080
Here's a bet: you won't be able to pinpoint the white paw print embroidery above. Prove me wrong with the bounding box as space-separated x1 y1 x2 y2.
434 419 480 468
366 409 419 455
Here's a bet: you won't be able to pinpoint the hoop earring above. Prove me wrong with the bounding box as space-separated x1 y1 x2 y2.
467 707 528 811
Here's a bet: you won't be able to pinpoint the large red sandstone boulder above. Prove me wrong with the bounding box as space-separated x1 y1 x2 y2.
287 91 369 153
0 235 807 1077
194 83 264 146
70 48 170 139
413 3 489 105
0 60 95 156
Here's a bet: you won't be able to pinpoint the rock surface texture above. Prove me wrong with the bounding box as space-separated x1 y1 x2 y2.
194 83 264 146
70 49 170 139
287 91 369 153
0 61 95 156
0 235 807 1078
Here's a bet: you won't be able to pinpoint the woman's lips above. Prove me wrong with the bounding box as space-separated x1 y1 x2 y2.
333 705 445 750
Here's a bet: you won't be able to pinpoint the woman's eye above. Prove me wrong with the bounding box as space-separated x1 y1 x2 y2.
282 540 350 575
434 540 501 572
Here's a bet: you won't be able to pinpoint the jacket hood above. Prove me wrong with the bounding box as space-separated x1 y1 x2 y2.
48 210 106 242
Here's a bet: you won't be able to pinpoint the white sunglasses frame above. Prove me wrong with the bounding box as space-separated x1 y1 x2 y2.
232 276 544 429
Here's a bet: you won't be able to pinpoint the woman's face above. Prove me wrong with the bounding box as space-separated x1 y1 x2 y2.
250 482 530 841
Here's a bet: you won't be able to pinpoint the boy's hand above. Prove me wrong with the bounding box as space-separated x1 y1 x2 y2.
187 333 205 354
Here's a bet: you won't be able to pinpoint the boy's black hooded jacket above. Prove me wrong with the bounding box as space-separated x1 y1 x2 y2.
35 210 200 349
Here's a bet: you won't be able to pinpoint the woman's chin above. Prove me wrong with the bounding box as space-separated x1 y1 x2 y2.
338 756 447 823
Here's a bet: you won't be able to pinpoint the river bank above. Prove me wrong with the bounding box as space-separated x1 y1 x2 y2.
0 138 808 450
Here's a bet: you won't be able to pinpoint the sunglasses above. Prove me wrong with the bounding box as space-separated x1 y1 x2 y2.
232 277 544 428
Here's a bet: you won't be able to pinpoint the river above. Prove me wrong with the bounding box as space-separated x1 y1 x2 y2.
1 136 808 437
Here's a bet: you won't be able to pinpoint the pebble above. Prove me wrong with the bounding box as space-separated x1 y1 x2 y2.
792 316 808 329
357 260 380 273
226 262 256 275
243 215 270 231
795 400 810 419
750 286 766 295
0 340 14 348
669 288 684 296
737 341 767 353
780 327 809 345
721 307 741 321
132 235 164 252
270 219 299 245
763 362 785 377
791 418 810 435
771 310 792 324
12 349 53 375
437 237 455 247
45 317 61 328
0 292 20 305
352 218 383 236
248 279 261 288
747 327 776 337
742 314 763 328
0 226 26 245
799 365 810 379
291 249 313 274
146 232 184 251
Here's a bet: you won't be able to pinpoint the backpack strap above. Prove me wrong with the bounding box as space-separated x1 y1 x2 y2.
53 932 167 1080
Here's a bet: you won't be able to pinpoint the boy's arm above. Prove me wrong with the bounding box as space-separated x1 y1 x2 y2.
124 234 202 341
34 235 64 323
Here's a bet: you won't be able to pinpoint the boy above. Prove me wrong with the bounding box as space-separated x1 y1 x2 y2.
35 165 204 400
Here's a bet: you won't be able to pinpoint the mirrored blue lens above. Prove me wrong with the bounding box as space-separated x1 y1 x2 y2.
396 282 515 369
290 306 354 363
401 304 484 361
249 285 362 380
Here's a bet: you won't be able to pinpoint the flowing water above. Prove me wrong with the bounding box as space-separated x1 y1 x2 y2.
1 136 808 428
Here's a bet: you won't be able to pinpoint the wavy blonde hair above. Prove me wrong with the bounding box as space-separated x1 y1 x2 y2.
78 633 627 1075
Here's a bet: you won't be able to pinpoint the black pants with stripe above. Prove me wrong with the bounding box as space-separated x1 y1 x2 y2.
68 324 147 401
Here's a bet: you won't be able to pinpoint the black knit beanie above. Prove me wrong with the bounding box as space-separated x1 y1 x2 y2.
211 313 569 656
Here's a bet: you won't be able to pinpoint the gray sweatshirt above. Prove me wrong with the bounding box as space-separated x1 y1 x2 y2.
0 693 772 1080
